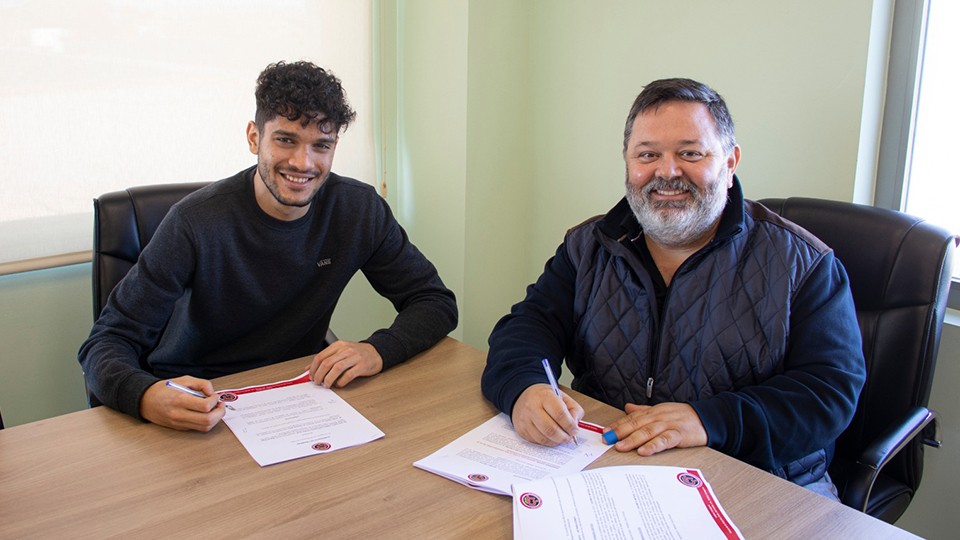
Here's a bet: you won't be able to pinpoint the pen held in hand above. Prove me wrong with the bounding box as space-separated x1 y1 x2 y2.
165 380 208 399
541 358 580 446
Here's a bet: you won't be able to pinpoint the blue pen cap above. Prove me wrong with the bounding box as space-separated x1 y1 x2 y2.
602 430 619 445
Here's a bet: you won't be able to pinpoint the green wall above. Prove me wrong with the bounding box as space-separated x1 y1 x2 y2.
0 265 89 425
523 0 875 278
463 1 536 347
387 0 469 339
379 0 878 352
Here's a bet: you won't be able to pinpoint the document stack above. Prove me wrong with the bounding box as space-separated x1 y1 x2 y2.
512 465 743 540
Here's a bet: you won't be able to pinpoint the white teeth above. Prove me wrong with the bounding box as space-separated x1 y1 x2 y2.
282 174 310 184
657 189 686 196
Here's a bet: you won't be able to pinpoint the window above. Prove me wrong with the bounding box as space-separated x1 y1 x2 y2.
876 0 960 307
0 0 374 275
902 0 958 257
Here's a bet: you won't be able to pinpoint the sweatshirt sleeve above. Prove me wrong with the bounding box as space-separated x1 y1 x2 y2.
77 207 196 419
689 253 867 470
482 242 579 416
358 201 458 368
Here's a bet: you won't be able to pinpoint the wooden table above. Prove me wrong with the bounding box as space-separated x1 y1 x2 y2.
0 338 918 539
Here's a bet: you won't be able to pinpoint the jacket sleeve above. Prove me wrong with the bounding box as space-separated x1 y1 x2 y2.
358 200 458 369
482 242 578 415
76 208 196 419
690 253 867 470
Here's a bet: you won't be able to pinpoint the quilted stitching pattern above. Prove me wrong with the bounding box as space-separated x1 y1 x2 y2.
571 215 821 410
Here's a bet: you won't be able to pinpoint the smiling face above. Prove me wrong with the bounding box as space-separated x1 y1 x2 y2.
246 115 339 221
624 100 740 248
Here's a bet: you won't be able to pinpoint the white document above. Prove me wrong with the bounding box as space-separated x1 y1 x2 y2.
217 372 384 466
512 465 744 540
413 413 611 496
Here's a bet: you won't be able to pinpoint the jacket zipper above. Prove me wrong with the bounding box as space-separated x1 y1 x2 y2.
617 227 733 403
645 238 718 400
647 283 670 400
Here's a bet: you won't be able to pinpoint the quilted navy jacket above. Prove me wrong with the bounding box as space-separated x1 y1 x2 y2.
482 178 865 484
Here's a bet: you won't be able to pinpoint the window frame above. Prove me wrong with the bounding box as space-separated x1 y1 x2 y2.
874 0 959 308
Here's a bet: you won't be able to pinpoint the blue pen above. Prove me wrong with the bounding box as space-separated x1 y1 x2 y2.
541 358 619 445
541 358 580 446
165 380 208 399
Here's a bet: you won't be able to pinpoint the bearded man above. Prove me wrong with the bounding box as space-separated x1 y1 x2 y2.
480 78 865 499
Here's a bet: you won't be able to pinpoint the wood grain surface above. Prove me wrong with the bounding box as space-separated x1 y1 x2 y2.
0 338 918 539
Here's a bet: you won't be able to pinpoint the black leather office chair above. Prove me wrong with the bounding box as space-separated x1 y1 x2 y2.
93 183 211 319
759 197 956 523
91 183 339 404
89 183 212 405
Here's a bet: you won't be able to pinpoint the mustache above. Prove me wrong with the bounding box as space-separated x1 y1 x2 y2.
642 176 701 198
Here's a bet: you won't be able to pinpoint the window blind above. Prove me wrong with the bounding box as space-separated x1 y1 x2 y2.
0 0 375 271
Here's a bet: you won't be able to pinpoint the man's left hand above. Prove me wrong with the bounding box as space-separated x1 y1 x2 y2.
308 341 383 388
605 402 708 456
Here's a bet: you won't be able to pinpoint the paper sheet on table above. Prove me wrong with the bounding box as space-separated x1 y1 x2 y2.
512 465 744 540
217 372 384 466
413 412 611 496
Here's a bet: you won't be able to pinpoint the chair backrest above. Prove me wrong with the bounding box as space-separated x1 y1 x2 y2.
93 182 211 319
759 197 955 509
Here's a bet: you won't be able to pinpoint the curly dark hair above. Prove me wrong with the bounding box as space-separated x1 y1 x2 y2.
622 78 736 153
254 61 357 133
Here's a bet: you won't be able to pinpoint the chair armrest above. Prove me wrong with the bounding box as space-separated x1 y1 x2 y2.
843 406 938 512
325 327 339 347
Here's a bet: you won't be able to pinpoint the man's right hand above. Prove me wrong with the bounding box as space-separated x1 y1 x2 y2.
511 383 584 446
140 376 225 432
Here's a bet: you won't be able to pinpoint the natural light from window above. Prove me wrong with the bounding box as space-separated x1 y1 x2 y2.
904 0 960 277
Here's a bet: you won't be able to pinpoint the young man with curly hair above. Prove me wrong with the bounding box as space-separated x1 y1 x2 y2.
79 61 458 431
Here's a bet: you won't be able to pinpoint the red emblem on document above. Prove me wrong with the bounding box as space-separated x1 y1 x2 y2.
519 492 542 509
467 473 489 483
677 472 703 488
219 392 238 402
312 442 332 452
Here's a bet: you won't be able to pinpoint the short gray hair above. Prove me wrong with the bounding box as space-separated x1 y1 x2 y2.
622 78 736 153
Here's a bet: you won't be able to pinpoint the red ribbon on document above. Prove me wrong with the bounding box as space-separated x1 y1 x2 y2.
687 469 741 540
216 371 312 397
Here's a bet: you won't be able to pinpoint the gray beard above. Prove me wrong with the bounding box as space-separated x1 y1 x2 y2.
625 175 729 247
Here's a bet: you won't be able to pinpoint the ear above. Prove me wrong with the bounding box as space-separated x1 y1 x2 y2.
725 145 741 188
246 121 260 154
